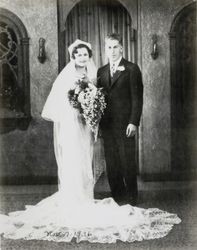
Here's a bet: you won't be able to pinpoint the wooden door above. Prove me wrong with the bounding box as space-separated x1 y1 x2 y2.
170 2 197 178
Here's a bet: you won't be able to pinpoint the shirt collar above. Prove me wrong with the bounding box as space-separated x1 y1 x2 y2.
110 56 122 69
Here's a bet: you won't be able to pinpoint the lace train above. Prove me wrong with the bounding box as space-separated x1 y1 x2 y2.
0 194 181 243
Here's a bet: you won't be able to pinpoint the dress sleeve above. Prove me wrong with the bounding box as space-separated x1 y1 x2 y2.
41 64 75 122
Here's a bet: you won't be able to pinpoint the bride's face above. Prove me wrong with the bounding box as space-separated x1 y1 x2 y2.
74 48 90 67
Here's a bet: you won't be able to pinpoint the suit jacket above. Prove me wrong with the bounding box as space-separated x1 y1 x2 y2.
97 58 143 131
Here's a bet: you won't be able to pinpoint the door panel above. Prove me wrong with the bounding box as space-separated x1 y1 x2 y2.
170 3 197 175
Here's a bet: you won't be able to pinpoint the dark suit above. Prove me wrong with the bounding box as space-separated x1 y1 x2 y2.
97 58 143 203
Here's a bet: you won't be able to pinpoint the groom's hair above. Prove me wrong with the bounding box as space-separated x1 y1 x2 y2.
105 33 123 46
71 44 92 59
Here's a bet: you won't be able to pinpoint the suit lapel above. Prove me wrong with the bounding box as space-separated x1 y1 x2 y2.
100 64 110 89
110 58 126 88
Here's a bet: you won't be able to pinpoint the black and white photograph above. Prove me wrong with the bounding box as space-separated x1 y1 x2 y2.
0 0 196 249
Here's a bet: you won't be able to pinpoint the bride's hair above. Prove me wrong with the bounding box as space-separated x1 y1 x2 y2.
71 44 92 59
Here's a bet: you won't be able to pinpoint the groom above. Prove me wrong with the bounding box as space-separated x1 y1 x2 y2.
97 33 143 205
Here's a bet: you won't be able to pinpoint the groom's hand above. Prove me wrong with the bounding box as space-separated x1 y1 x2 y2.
98 129 102 138
126 124 137 137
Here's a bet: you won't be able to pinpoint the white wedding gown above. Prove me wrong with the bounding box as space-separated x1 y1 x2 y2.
0 61 181 243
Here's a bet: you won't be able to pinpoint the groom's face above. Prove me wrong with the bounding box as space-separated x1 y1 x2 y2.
105 39 123 63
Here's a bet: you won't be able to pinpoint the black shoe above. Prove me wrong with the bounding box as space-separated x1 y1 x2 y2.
129 198 137 206
112 194 127 205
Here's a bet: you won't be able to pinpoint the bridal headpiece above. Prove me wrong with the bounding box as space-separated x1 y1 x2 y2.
68 39 92 57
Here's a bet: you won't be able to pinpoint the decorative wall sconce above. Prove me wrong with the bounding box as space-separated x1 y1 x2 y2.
151 34 159 60
38 38 46 63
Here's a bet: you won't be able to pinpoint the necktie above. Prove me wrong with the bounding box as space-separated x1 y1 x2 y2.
110 63 116 77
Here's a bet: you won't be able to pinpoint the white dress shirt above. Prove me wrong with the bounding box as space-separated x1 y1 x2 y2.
110 57 122 76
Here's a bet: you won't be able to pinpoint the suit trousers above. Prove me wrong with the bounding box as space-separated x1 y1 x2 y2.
102 128 138 201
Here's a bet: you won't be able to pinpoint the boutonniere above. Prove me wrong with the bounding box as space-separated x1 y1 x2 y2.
117 66 125 71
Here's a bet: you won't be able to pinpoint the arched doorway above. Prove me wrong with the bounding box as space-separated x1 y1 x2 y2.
170 2 197 178
0 8 31 133
58 0 138 181
58 0 136 70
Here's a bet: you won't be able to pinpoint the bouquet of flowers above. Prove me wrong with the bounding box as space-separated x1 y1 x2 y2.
68 77 106 136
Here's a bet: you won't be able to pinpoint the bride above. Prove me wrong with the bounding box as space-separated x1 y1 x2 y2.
0 40 181 243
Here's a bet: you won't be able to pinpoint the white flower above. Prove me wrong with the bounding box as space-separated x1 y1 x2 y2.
78 92 86 104
88 83 96 90
88 84 97 96
74 86 80 94
117 66 125 71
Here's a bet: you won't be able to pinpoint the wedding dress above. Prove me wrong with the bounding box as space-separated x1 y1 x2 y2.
0 43 181 243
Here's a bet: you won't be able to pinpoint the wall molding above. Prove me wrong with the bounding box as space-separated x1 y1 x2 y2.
0 176 58 185
141 172 197 181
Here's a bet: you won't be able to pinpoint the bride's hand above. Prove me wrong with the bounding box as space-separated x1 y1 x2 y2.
75 73 88 82
81 74 89 82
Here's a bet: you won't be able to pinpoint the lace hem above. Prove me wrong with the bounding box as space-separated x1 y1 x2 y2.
1 207 181 243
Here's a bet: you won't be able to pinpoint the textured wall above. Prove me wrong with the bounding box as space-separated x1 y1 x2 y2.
0 121 57 183
139 0 194 175
0 0 58 182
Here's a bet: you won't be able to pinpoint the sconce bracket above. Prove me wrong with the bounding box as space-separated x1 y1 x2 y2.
151 34 159 60
38 38 46 63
